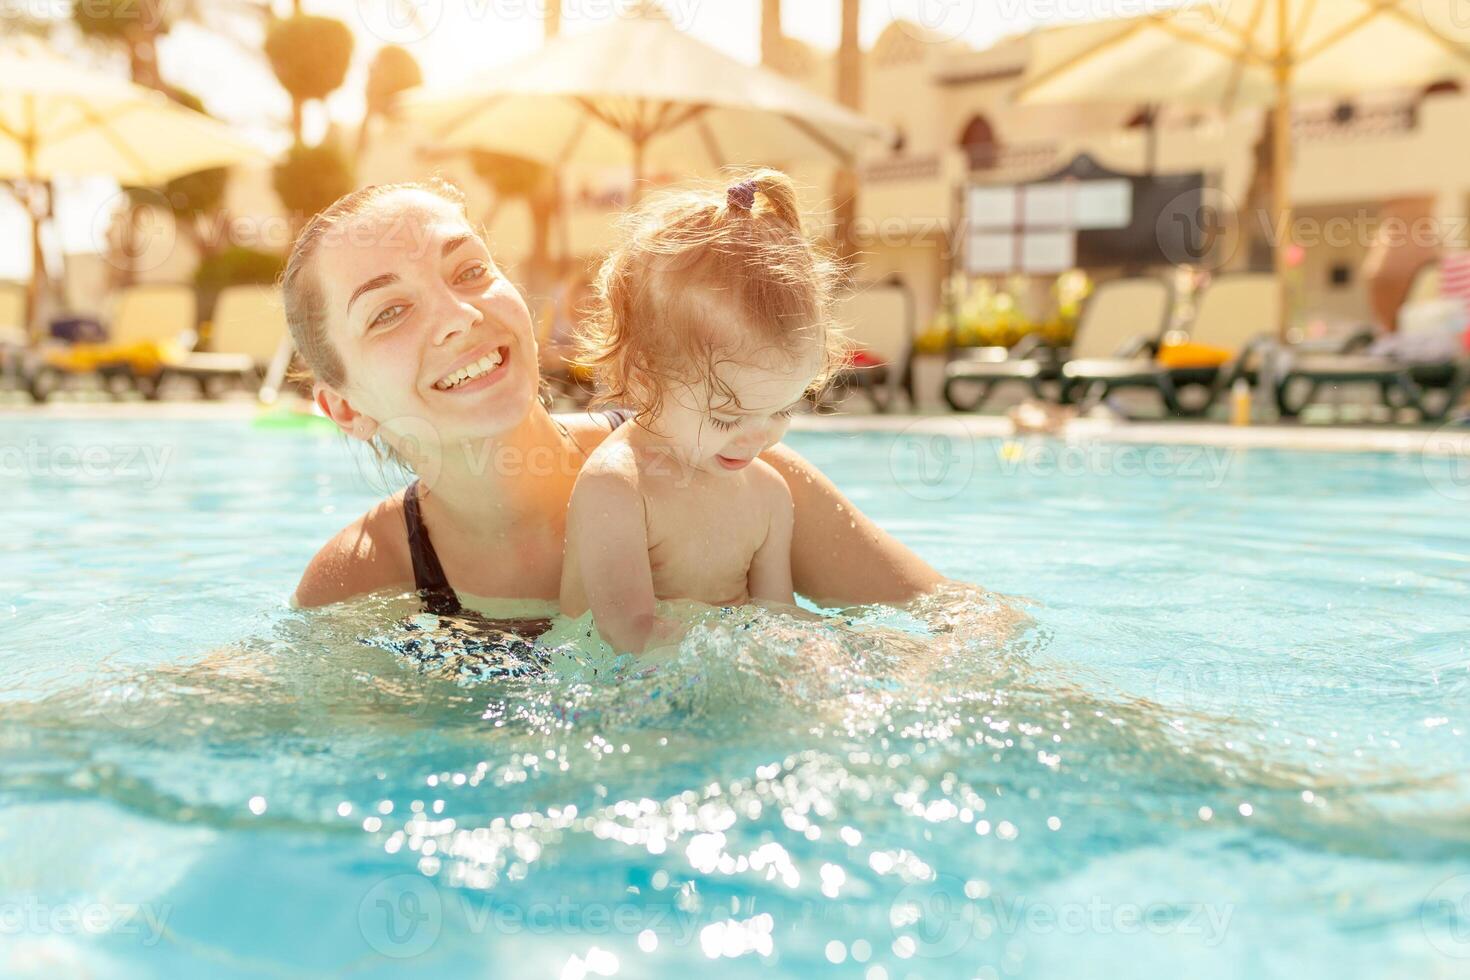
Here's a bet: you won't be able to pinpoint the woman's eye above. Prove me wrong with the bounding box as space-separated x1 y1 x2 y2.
370 304 407 328
455 263 490 285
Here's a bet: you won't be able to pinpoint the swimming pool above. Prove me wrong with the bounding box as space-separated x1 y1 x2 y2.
3 414 1468 978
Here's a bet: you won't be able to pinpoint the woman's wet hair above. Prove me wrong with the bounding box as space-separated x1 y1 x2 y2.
280 177 467 390
577 168 845 420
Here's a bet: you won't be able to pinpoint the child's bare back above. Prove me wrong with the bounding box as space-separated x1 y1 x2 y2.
560 424 794 618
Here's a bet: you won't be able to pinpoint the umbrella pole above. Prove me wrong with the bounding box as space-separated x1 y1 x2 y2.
631 136 646 206
1271 1 1292 340
28 204 43 342
1271 94 1292 340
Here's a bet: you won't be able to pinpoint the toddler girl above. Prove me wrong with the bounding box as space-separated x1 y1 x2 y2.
559 170 842 653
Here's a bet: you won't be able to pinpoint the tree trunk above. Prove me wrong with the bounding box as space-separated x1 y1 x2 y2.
832 0 861 263
760 0 782 69
545 0 560 41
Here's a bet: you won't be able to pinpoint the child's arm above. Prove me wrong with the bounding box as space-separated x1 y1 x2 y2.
747 464 796 606
563 468 660 654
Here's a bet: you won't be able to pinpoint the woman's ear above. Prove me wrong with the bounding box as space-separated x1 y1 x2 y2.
314 383 380 442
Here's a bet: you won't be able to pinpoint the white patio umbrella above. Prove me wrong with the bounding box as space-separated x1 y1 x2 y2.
400 13 888 196
0 39 266 334
1016 1 1470 333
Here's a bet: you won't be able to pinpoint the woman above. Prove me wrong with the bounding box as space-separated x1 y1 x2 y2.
288 178 944 617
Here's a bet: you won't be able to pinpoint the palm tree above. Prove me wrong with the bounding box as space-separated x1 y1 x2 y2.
73 0 270 91
761 0 782 68
832 0 861 262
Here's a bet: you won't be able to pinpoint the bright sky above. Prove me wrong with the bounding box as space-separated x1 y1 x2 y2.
5 0 1191 275
162 0 1183 146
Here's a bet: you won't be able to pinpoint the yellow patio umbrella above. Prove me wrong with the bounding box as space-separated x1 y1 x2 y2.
0 39 266 335
400 12 888 198
1016 1 1470 334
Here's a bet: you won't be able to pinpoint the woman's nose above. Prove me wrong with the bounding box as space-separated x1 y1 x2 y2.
429 289 484 346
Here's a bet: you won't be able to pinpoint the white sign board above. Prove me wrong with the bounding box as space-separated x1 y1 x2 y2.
1074 179 1132 229
967 187 1019 230
1020 232 1076 273
966 233 1016 275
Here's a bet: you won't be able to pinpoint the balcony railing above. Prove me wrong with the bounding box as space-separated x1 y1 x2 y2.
861 153 942 183
1292 103 1416 142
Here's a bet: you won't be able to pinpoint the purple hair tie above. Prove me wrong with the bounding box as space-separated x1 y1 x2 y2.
727 179 757 212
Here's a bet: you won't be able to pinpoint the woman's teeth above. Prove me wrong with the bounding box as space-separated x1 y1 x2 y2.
434 350 502 390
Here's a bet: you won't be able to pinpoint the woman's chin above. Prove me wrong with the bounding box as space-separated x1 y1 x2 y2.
431 374 539 439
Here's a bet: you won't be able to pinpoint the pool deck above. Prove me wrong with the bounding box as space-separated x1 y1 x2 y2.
4 399 1468 456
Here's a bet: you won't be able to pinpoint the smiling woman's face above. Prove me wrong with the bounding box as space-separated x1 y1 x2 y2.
312 190 539 449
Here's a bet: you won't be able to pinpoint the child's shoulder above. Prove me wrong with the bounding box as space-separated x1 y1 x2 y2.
571 431 643 509
746 457 795 509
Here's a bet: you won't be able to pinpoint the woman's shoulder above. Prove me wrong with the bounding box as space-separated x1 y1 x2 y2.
554 408 628 456
292 490 415 608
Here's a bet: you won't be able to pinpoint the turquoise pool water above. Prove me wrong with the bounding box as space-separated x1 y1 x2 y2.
2 417 1468 978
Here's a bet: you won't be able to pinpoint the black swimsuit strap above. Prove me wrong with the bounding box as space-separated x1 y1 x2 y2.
403 480 464 617
400 409 632 627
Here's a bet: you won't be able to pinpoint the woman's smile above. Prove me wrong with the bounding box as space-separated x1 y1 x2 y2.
430 343 511 394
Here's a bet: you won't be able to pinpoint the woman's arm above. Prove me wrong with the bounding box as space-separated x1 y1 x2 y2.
293 495 414 607
759 443 946 607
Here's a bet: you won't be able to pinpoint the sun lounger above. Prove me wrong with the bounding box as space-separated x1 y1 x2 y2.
158 285 290 397
31 283 198 400
1061 273 1279 416
944 277 1172 412
1275 260 1469 420
0 282 28 393
829 278 915 412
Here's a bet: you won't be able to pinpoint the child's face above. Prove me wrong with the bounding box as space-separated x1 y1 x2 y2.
654 346 820 476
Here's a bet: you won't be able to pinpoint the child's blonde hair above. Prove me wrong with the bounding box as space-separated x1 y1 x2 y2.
578 168 844 420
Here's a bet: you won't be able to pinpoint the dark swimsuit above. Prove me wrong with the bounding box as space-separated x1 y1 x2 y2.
401 408 636 635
